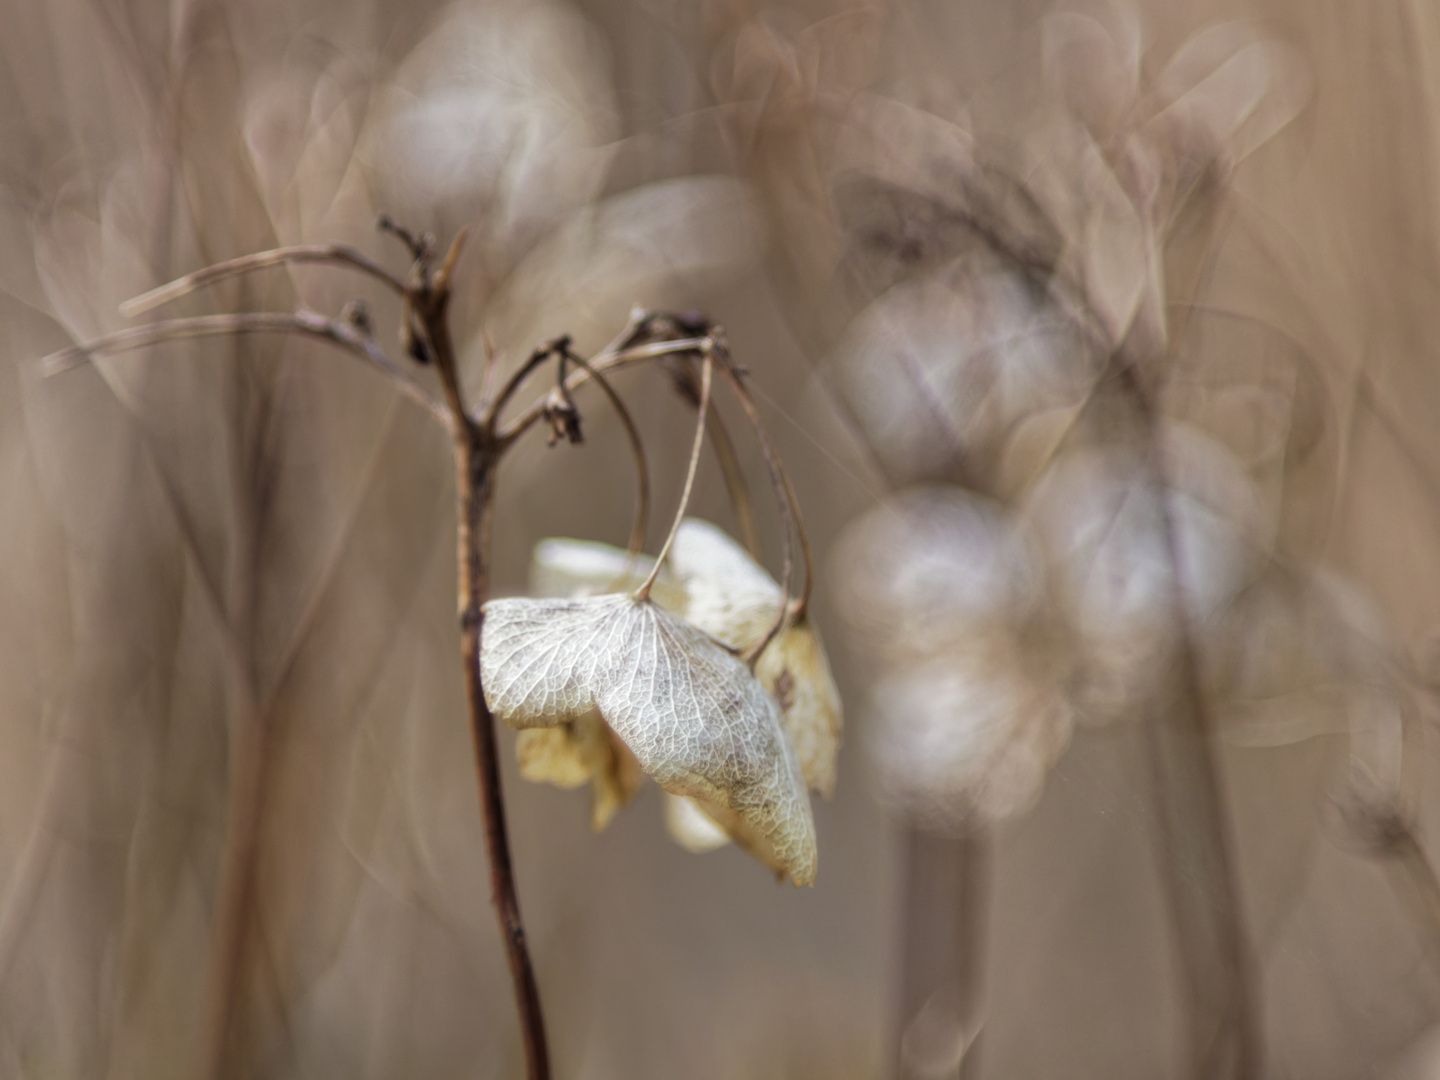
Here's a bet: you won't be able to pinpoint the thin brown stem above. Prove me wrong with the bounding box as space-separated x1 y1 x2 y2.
412 246 550 1080
458 452 549 1080
52 227 549 1078
489 339 568 434
497 336 712 445
199 642 266 1080
43 309 449 425
706 404 761 559
713 359 810 664
201 377 271 1080
666 353 761 559
119 244 407 317
636 352 713 602
560 347 650 558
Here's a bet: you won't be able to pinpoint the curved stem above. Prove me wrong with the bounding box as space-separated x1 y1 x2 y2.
714 360 810 663
666 354 760 559
497 336 712 445
561 347 650 559
704 403 761 560
43 309 449 425
635 352 712 602
119 243 407 317
488 340 566 431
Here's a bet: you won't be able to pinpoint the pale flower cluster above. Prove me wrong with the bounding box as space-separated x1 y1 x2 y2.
481 520 841 886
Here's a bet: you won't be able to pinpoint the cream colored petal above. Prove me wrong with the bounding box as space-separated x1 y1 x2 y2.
663 793 733 853
522 524 844 802
529 536 685 610
514 711 643 830
667 519 782 647
754 617 842 798
516 726 591 789
668 520 843 796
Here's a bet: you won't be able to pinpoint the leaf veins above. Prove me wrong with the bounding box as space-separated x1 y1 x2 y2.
480 593 817 885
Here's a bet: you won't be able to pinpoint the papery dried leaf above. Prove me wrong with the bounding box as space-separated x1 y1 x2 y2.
670 791 800 878
515 711 642 830
667 520 843 798
533 526 844 799
752 620 841 798
516 726 592 789
518 539 682 826
666 519 782 645
480 594 817 884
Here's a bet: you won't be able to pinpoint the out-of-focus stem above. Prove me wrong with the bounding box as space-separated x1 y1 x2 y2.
198 657 266 1080
119 243 407 317
893 827 989 1080
1117 364 1261 1080
200 382 269 1080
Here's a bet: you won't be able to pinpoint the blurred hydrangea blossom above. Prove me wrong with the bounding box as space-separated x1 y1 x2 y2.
832 487 1073 828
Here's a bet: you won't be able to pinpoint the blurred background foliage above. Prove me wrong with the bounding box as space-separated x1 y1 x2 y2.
2 0 1440 1077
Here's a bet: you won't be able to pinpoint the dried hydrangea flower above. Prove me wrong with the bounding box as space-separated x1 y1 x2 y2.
481 592 817 884
486 519 841 883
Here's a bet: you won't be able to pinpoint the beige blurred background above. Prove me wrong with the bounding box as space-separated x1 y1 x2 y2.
1 0 1439 1077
